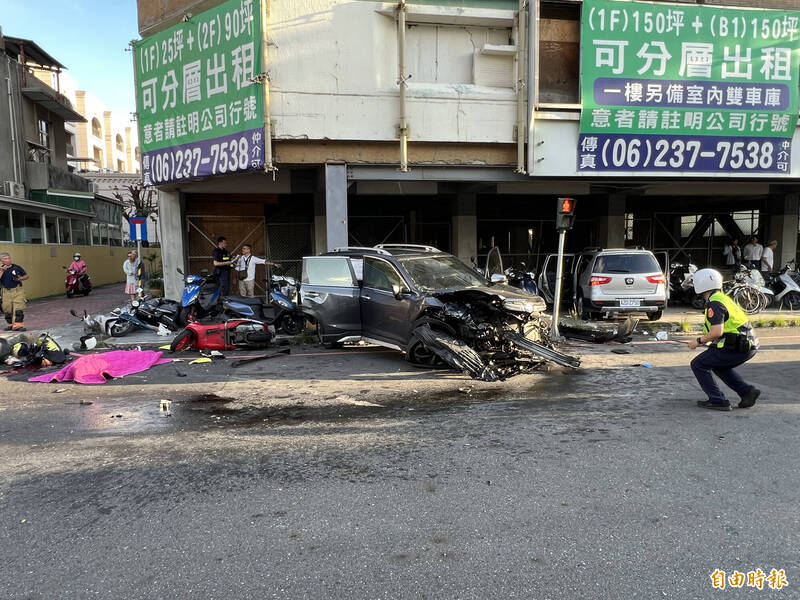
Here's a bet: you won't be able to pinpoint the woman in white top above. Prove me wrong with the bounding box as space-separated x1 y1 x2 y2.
235 244 280 297
123 251 139 300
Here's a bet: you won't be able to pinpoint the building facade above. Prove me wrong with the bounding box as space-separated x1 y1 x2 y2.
134 0 800 300
0 29 130 299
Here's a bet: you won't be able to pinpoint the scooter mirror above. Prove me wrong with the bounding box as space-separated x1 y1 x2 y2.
70 309 78 317
176 267 184 275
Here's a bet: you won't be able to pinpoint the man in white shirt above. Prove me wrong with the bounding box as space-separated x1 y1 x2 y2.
235 244 280 297
742 236 763 269
760 240 777 272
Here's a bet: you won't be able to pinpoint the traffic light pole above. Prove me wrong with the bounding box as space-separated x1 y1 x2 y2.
550 228 567 340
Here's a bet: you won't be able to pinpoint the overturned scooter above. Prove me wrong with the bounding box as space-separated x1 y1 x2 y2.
170 317 275 351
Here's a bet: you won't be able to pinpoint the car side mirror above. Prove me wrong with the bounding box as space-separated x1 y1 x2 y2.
490 273 508 284
392 284 411 299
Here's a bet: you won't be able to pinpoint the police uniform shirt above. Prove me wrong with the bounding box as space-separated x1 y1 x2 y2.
212 248 231 278
705 300 727 328
1 264 26 289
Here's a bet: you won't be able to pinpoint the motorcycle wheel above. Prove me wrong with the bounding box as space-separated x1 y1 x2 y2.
281 315 304 335
83 287 91 296
179 305 199 326
170 329 197 352
784 291 800 311
109 319 136 337
689 294 705 310
66 289 74 299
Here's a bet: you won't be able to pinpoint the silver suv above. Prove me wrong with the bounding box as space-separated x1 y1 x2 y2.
538 248 668 321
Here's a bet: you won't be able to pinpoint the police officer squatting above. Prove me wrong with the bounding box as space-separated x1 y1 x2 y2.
687 268 761 412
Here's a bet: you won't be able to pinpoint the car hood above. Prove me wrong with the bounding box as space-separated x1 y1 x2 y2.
430 284 546 307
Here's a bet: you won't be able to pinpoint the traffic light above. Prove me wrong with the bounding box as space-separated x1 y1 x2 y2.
556 197 577 231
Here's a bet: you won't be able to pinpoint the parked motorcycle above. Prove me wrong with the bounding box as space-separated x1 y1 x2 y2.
170 318 274 351
177 268 222 325
765 259 800 310
63 266 92 298
669 262 704 309
723 265 773 314
504 262 538 296
222 269 305 334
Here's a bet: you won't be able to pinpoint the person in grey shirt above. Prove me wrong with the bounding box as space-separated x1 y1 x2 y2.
235 244 280 297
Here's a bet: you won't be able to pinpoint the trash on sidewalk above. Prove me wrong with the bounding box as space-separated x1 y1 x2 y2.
189 357 212 365
27 350 171 385
655 331 669 341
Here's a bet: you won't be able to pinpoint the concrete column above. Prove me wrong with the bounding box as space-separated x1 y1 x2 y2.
766 193 799 268
598 194 626 249
103 111 113 170
313 186 327 255
158 190 186 301
325 162 348 251
452 192 477 264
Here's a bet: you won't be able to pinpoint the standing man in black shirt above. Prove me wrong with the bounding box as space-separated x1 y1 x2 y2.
211 236 238 296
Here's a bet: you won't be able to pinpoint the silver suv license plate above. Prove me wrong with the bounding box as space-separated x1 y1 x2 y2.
619 299 641 307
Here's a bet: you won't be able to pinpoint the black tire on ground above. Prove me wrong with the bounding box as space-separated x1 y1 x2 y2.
647 310 663 321
281 315 304 336
109 319 135 337
690 294 705 310
576 293 591 320
316 321 343 349
83 288 91 296
170 328 197 352
406 338 440 366
66 289 74 299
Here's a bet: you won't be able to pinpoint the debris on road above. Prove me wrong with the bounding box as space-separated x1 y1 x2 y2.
230 347 291 368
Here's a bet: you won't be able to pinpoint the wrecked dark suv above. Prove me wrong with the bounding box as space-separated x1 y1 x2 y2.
300 245 579 381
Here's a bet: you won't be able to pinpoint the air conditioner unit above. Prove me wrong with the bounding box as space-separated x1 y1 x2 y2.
3 181 24 199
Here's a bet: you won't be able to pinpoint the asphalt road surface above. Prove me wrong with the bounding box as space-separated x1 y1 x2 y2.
1 330 799 599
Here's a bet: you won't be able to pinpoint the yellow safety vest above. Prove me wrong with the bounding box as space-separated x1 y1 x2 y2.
703 291 753 349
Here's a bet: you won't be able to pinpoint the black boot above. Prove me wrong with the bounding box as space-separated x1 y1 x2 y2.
738 387 761 409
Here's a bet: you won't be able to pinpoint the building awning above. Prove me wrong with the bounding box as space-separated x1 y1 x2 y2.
21 87 86 122
3 36 66 69
30 189 95 213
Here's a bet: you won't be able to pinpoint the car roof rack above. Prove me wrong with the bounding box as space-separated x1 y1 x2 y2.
331 246 391 255
374 244 441 253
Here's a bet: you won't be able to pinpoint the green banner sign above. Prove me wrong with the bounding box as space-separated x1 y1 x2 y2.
579 0 800 174
133 0 265 185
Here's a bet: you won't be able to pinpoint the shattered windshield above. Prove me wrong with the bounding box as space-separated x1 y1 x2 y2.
398 255 487 292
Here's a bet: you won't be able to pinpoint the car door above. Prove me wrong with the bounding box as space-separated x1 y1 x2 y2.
484 246 504 280
537 253 575 304
360 256 417 348
300 256 361 342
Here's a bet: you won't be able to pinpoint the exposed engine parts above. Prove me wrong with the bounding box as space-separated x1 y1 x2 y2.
409 290 580 381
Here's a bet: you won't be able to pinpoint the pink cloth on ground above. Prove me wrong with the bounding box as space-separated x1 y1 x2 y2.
28 350 171 385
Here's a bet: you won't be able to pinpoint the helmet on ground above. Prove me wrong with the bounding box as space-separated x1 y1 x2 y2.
693 268 723 294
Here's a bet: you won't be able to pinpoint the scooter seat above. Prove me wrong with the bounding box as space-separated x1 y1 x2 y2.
225 295 265 306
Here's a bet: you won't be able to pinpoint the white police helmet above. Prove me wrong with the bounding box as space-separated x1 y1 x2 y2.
693 268 723 294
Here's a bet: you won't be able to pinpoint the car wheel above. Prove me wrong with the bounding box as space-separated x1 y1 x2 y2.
647 310 663 322
170 328 197 352
406 338 439 366
316 321 343 349
576 293 590 321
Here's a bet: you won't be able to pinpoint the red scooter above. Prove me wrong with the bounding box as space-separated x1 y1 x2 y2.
170 317 274 351
64 267 92 298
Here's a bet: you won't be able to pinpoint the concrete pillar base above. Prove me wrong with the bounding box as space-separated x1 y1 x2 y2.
598 194 626 249
452 192 477 264
325 163 348 252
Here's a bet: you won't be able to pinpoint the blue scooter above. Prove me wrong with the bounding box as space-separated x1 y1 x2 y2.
176 268 222 325
222 270 305 335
